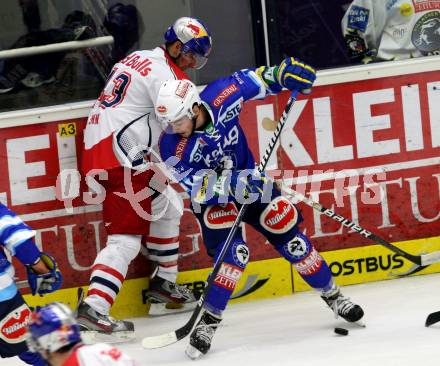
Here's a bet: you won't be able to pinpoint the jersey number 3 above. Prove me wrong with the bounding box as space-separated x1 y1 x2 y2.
100 70 132 109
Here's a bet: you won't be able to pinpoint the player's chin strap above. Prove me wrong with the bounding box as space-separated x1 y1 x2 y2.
191 114 198 134
141 89 301 349
194 101 212 133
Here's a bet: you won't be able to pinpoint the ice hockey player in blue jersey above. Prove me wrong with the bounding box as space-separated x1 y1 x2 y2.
156 57 365 359
0 203 62 365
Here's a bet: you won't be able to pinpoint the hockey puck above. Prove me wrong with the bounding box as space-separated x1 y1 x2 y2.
334 327 349 336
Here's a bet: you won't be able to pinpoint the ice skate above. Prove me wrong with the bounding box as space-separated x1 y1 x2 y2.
146 275 200 316
321 285 364 324
76 301 135 344
186 310 222 359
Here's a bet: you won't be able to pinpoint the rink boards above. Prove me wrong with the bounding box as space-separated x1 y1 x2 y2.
0 57 438 318
22 234 440 318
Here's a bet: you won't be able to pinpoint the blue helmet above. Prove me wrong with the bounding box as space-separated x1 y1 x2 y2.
27 303 81 353
164 17 212 69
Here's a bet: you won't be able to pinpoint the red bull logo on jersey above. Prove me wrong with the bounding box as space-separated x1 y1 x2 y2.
119 53 152 77
0 304 31 343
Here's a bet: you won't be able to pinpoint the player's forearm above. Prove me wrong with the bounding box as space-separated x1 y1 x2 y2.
30 257 50 274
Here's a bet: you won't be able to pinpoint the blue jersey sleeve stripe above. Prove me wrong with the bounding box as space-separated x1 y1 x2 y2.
4 229 36 256
0 215 29 241
0 280 18 301
0 262 13 278
0 224 33 247
0 270 17 302
14 237 41 266
242 70 267 99
0 215 23 232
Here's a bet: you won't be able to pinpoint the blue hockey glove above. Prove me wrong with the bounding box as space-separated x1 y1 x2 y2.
229 170 272 202
26 253 62 296
276 57 316 94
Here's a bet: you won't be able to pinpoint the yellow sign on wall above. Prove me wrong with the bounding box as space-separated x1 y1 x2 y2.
58 122 77 137
294 236 440 292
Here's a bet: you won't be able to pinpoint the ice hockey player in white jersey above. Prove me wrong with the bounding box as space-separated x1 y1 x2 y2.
27 302 137 366
78 17 212 339
342 0 440 62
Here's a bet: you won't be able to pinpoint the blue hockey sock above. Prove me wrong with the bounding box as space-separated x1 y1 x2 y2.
277 232 333 290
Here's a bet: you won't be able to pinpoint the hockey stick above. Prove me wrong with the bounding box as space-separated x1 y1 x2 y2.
282 186 440 267
141 90 300 349
16 280 29 289
425 311 440 327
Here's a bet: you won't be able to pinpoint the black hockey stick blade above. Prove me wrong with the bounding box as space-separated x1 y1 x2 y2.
388 263 428 278
425 311 440 327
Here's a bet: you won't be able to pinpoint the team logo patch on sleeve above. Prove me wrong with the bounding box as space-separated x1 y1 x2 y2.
347 5 370 33
260 196 298 234
0 304 31 343
204 202 239 229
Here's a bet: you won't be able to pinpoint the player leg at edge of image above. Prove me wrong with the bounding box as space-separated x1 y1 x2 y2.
144 185 200 316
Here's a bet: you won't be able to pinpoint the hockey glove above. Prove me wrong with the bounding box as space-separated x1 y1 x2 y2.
229 170 272 202
26 253 62 296
276 57 316 94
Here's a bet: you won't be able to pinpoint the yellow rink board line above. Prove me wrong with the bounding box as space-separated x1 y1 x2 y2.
294 235 440 292
23 235 440 319
177 257 294 304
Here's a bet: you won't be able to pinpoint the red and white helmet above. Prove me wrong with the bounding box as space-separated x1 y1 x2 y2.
155 79 201 130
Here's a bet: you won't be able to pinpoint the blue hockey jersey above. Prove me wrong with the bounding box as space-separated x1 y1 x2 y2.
159 68 275 203
0 203 40 301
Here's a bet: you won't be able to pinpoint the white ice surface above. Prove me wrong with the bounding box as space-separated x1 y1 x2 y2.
4 272 440 366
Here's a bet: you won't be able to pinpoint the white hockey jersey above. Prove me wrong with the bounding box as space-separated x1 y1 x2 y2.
82 46 188 174
63 343 137 366
342 0 440 61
